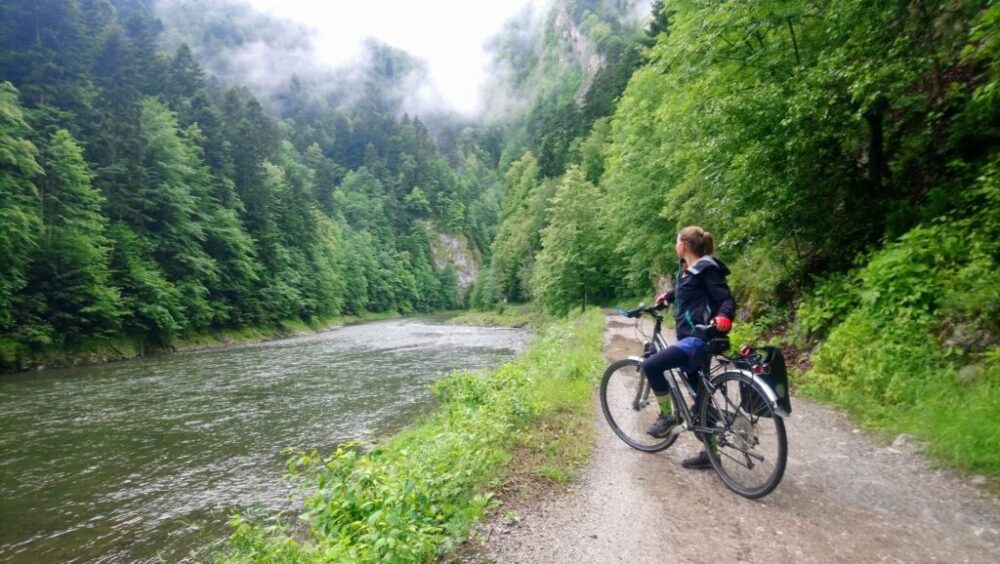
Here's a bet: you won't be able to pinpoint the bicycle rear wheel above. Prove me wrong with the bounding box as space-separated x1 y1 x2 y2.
699 371 787 498
600 358 678 452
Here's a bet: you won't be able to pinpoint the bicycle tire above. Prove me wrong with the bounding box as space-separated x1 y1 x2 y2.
699 370 787 498
600 358 678 452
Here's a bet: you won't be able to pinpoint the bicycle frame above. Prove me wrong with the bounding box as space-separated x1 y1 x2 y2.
608 303 790 497
627 308 786 440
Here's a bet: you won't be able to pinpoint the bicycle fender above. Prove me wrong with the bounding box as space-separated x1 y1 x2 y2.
729 369 790 419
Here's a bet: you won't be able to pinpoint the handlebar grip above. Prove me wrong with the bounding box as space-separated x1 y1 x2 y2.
617 303 666 319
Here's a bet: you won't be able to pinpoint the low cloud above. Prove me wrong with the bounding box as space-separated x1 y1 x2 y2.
154 0 455 120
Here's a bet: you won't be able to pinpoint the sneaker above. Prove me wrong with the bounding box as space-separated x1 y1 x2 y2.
681 450 713 470
646 414 679 438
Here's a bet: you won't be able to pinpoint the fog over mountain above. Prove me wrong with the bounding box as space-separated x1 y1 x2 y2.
154 0 454 120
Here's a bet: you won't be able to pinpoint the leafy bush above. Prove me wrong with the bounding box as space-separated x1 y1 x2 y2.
802 159 1000 475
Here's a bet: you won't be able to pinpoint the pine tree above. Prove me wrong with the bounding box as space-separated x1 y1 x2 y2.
27 129 121 341
138 98 220 331
0 82 43 330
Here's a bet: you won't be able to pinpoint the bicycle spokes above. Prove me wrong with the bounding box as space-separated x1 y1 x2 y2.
701 371 787 498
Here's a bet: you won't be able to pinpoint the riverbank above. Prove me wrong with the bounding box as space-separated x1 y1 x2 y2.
222 307 605 562
444 303 545 328
0 310 404 373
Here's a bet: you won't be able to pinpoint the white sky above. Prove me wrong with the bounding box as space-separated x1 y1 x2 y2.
244 0 537 115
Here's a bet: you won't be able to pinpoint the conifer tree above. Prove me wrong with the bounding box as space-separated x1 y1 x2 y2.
27 129 121 341
0 82 42 330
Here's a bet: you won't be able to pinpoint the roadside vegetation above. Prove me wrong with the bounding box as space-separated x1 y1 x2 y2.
224 308 604 562
472 1 999 477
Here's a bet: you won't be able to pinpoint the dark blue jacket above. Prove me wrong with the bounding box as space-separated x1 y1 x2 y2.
667 256 736 340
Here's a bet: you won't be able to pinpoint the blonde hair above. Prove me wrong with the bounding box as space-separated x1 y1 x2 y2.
678 225 714 257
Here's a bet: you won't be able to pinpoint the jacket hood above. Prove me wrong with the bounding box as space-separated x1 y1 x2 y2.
686 255 731 277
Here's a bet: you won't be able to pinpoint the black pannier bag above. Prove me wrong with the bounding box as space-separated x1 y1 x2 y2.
762 346 792 414
739 346 792 417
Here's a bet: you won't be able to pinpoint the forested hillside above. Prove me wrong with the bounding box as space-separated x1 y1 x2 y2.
471 0 653 307
481 0 998 473
0 0 502 368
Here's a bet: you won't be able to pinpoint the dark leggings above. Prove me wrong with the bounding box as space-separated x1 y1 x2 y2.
642 345 703 398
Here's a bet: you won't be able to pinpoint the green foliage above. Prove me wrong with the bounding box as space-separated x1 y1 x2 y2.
0 82 42 330
794 273 858 342
25 129 122 342
468 265 503 310
224 309 606 562
532 167 615 314
803 158 1000 474
484 0 999 478
600 0 997 301
485 0 647 179
489 153 551 302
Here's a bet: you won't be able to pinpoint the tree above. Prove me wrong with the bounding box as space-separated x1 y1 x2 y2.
0 82 43 330
532 167 613 314
25 129 121 341
138 98 219 330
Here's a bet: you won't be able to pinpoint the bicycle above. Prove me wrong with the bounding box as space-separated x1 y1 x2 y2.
600 302 789 498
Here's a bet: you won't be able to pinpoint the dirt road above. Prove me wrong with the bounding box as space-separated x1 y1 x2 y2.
480 310 1000 563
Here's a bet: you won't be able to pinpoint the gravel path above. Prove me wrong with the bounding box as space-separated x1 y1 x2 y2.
480 310 1000 563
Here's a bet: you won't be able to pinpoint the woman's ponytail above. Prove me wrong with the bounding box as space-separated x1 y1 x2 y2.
702 231 715 256
678 225 714 257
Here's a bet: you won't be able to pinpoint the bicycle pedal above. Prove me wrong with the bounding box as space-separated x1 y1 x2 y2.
667 421 688 438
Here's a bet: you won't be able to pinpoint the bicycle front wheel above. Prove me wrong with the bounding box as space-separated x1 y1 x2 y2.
600 358 678 452
699 371 787 498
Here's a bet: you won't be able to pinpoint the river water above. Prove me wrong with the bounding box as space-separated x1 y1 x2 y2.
0 317 530 562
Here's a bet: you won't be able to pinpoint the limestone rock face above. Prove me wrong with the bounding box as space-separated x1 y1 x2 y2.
430 230 480 305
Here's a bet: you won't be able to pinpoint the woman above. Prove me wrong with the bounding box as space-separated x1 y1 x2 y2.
643 225 735 469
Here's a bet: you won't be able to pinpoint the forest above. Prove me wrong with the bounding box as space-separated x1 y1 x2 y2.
1 0 507 368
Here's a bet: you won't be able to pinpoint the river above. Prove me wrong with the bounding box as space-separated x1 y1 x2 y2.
0 317 531 562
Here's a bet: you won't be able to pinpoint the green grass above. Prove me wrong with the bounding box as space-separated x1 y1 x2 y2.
222 308 605 562
0 334 145 371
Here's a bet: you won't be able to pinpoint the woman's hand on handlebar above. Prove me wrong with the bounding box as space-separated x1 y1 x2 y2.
654 291 674 308
693 316 733 333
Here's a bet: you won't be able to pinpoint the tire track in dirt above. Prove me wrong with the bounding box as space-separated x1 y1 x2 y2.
479 310 999 563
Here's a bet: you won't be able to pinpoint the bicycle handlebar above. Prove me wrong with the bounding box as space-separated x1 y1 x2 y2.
618 302 722 333
617 302 665 318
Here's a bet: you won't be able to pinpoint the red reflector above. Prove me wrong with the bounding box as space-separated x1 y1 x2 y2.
740 344 752 357
753 363 771 375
